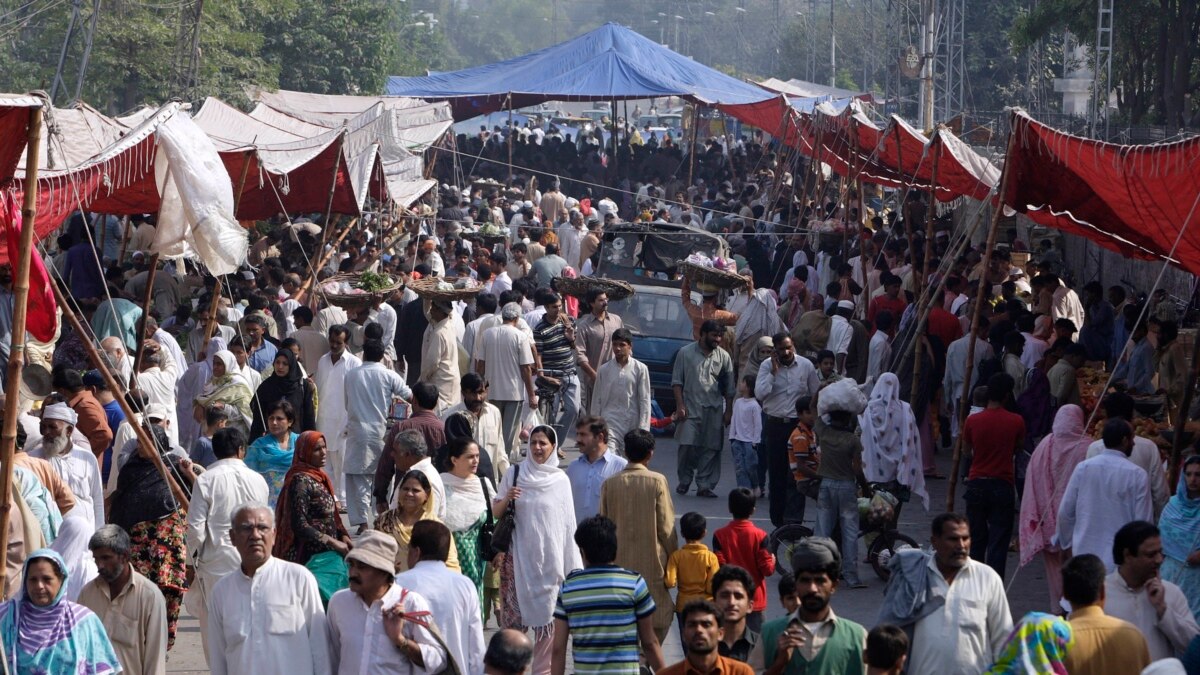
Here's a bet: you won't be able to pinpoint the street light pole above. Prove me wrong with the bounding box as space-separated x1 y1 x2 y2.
830 0 836 87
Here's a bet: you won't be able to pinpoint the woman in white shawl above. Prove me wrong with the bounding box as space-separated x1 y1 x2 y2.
47 514 98 602
192 349 254 436
491 425 581 675
858 373 929 509
175 336 226 450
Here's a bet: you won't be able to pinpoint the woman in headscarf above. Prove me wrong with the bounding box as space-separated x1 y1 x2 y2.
441 436 494 607
374 470 460 573
1160 455 1200 621
193 348 253 436
858 373 929 509
47 514 97 602
1017 351 1058 455
1019 404 1093 611
744 336 776 380
985 611 1073 674
0 549 120 673
273 431 351 606
491 425 582 675
249 349 316 440
107 424 193 650
778 275 818 329
245 400 299 507
176 336 226 449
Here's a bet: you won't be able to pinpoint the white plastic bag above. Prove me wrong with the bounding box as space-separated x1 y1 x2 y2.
817 378 868 416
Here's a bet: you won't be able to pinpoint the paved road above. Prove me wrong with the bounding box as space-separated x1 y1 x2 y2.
164 436 1049 672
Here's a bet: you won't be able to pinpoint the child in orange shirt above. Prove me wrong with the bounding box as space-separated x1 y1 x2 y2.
788 396 820 520
665 512 720 632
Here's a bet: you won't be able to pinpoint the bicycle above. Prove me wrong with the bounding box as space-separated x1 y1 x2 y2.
767 481 919 582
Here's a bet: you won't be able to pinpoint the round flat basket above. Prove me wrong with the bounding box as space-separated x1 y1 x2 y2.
407 276 484 302
679 260 749 290
553 276 635 301
321 273 403 310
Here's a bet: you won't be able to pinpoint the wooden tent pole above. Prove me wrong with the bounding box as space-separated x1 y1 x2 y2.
321 134 346 246
200 275 224 348
117 216 132 264
298 216 357 304
688 104 700 188
507 95 514 186
232 149 253 220
52 281 190 511
921 130 942 302
129 253 160 388
0 104 44 592
946 127 1017 511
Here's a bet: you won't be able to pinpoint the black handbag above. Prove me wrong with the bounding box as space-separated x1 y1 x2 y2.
478 475 497 560
488 465 519 554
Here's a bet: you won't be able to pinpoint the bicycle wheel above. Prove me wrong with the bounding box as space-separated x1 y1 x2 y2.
868 530 919 581
768 523 813 578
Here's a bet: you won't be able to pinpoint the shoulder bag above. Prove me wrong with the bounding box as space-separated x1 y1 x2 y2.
488 465 519 554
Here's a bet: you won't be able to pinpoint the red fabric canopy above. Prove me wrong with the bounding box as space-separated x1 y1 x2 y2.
1002 110 1200 270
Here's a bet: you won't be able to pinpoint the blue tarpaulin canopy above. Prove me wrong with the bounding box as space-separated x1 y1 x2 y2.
385 22 776 120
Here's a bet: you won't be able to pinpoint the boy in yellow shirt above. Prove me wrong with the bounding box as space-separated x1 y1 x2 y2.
665 512 720 633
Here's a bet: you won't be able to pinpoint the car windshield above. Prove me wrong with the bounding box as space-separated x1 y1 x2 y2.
609 290 694 341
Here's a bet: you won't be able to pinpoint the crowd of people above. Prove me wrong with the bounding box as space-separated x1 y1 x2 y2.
0 116 1197 675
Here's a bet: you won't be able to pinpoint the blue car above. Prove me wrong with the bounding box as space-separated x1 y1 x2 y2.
606 279 698 415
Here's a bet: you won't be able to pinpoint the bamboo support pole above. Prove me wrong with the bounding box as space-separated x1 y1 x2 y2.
1169 315 1200 489
52 281 190 511
0 104 44 592
946 129 1018 510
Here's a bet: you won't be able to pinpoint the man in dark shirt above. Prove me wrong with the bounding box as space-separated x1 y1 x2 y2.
531 292 581 444
960 373 1026 578
372 382 447 512
712 565 760 663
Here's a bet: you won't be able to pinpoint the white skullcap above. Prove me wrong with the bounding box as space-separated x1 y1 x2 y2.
42 402 77 426
837 300 855 311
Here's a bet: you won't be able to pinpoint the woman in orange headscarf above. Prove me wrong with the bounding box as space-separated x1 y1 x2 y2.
274 431 352 566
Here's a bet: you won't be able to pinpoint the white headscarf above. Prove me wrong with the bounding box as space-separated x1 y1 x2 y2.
507 425 581 632
48 514 98 602
441 467 489 533
858 373 928 508
41 403 77 426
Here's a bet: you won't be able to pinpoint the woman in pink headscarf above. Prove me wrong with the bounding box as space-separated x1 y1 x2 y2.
779 277 817 328
1019 403 1093 611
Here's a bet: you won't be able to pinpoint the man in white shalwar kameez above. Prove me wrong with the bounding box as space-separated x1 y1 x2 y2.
344 339 412 531
315 325 361 507
419 299 461 415
943 320 994 440
588 329 651 455
207 503 331 675
439 374 509 486
1055 419 1154 571
133 343 179 446
29 403 104 531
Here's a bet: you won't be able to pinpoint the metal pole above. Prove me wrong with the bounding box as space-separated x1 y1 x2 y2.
829 0 836 87
51 281 189 511
0 105 44 591
946 128 1017 510
920 130 942 301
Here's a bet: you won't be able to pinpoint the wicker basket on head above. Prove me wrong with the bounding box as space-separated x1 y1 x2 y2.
407 276 484 301
679 260 749 290
552 276 635 301
321 273 403 310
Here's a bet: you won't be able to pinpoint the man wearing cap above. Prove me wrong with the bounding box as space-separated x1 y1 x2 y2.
826 300 855 377
30 402 104 530
672 320 735 498
207 502 331 675
557 210 587 270
419 299 461 415
328 530 447 674
477 303 538 460
749 538 867 674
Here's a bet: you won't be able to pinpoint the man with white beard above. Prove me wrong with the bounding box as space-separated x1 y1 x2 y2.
100 336 132 388
29 403 104 530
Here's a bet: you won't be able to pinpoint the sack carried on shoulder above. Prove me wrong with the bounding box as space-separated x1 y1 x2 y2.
488 465 519 554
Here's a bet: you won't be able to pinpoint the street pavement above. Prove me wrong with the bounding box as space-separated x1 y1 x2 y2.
165 435 1049 672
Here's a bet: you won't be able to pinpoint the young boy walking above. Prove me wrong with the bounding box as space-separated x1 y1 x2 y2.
665 512 721 632
712 488 776 631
